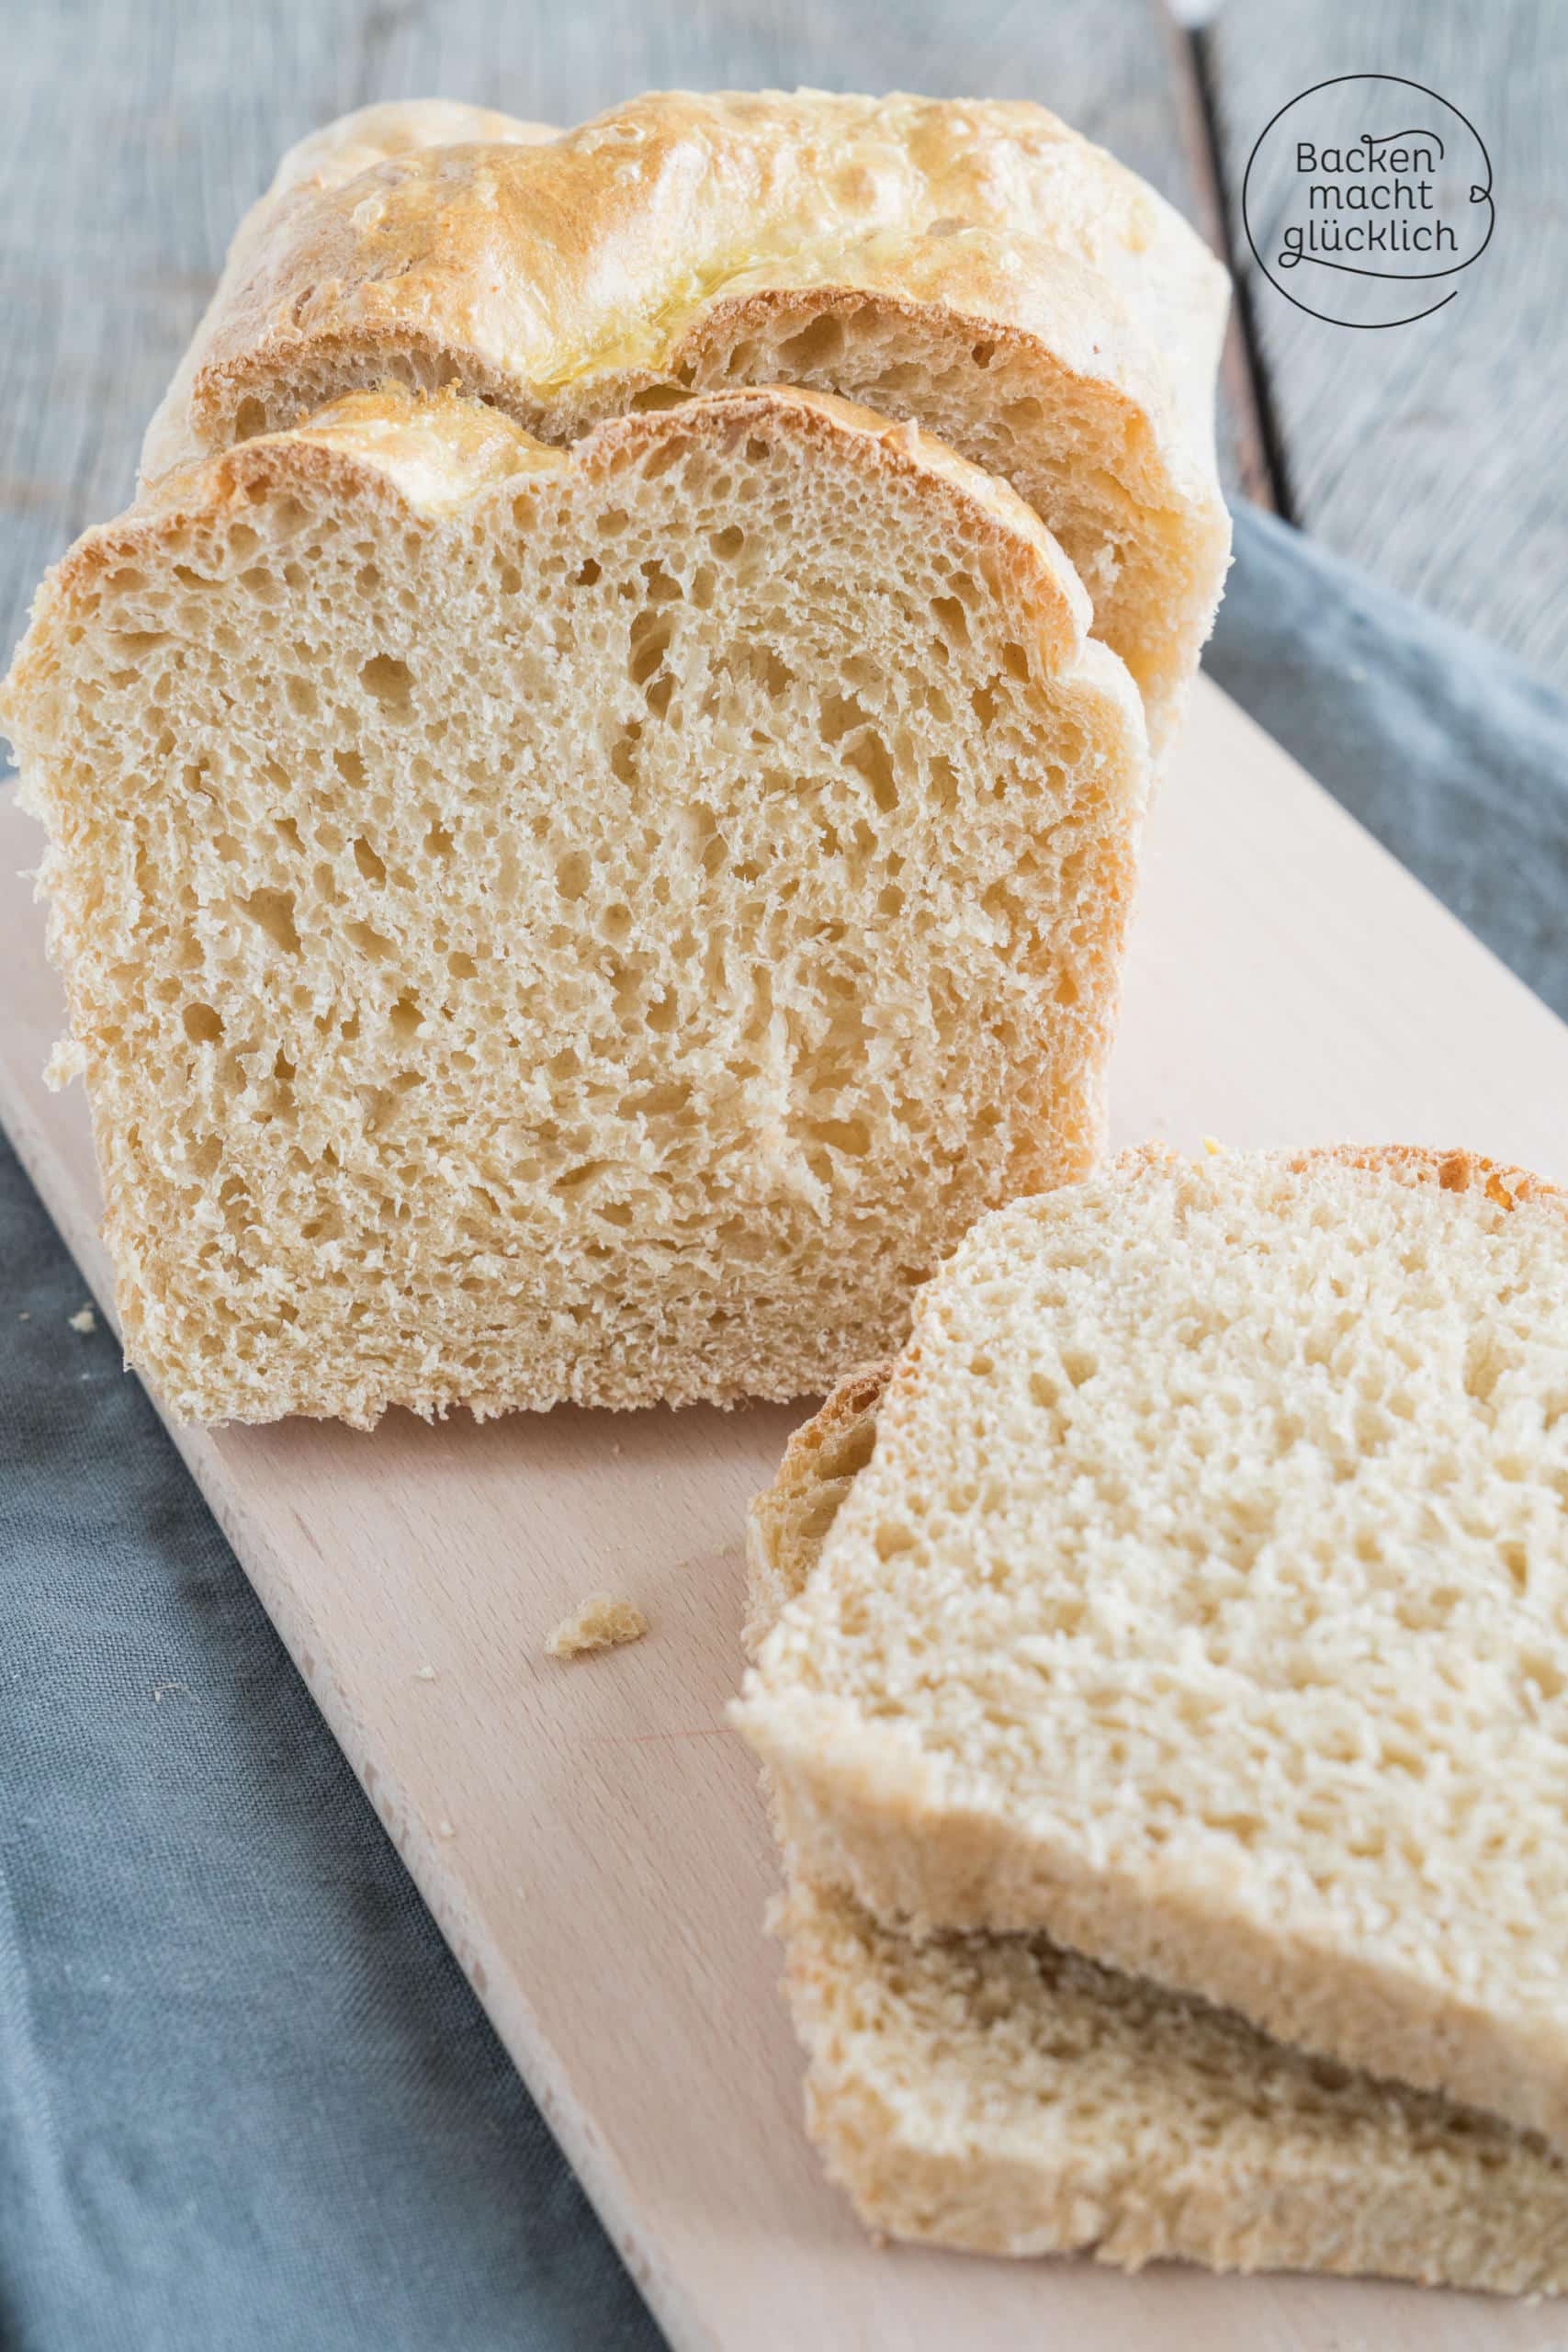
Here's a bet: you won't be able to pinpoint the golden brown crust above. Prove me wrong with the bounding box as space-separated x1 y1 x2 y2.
743 1360 895 1658
142 91 1227 475
668 225 1199 486
141 104 558 487
134 91 1229 760
770 1360 895 1492
1112 1136 1565 1216
1287 1141 1565 1214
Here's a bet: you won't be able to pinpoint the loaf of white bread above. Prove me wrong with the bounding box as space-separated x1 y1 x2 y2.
746 1361 1568 2292
139 93 1231 757
5 85 1235 1427
735 1145 1568 2285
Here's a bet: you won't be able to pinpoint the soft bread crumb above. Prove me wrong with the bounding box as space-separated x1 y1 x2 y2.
738 1142 1568 2150
44 1036 86 1091
3 385 1146 1428
68 1306 96 1333
750 1362 1568 2292
546 1593 649 1659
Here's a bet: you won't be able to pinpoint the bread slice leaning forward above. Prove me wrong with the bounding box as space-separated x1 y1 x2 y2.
748 1363 1568 2292
734 1145 1568 2149
2 384 1145 1425
137 89 1231 756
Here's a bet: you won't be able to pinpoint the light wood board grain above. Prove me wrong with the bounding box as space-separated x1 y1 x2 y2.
1207 0 1568 683
4 675 1567 2349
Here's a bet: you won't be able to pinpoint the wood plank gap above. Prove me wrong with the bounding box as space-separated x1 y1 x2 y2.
1168 8 1290 517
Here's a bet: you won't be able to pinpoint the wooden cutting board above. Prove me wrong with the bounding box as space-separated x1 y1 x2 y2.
4 675 1567 2350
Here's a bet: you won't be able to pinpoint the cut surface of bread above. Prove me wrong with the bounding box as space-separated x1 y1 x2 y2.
750 1364 1568 2292
139 90 1231 753
735 1146 1568 2146
2 385 1145 1425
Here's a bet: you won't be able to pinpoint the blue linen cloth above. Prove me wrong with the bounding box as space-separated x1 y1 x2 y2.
3 503 1567 2351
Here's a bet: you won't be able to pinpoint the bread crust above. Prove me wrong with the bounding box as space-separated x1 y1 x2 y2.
19 380 1109 690
743 1359 895 1659
142 91 1227 470
1111 1136 1565 1210
1290 1139 1565 1213
141 103 558 491
136 91 1230 754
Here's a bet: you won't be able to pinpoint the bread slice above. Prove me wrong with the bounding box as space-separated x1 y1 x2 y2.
2 384 1145 1425
750 1363 1568 2291
735 1145 1568 2146
782 1875 1568 2290
138 90 1231 754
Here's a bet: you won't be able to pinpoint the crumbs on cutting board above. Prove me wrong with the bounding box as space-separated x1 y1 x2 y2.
68 1305 96 1333
546 1593 649 1660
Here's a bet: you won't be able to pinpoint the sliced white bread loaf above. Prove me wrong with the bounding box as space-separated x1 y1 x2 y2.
2 385 1145 1424
138 90 1231 754
750 1365 1568 2292
735 1146 1568 2146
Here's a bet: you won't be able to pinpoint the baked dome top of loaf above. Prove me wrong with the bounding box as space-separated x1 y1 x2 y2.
144 89 1228 474
140 90 1231 753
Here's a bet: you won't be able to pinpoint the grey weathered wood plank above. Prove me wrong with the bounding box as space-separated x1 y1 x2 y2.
1207 0 1567 684
0 0 1254 682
